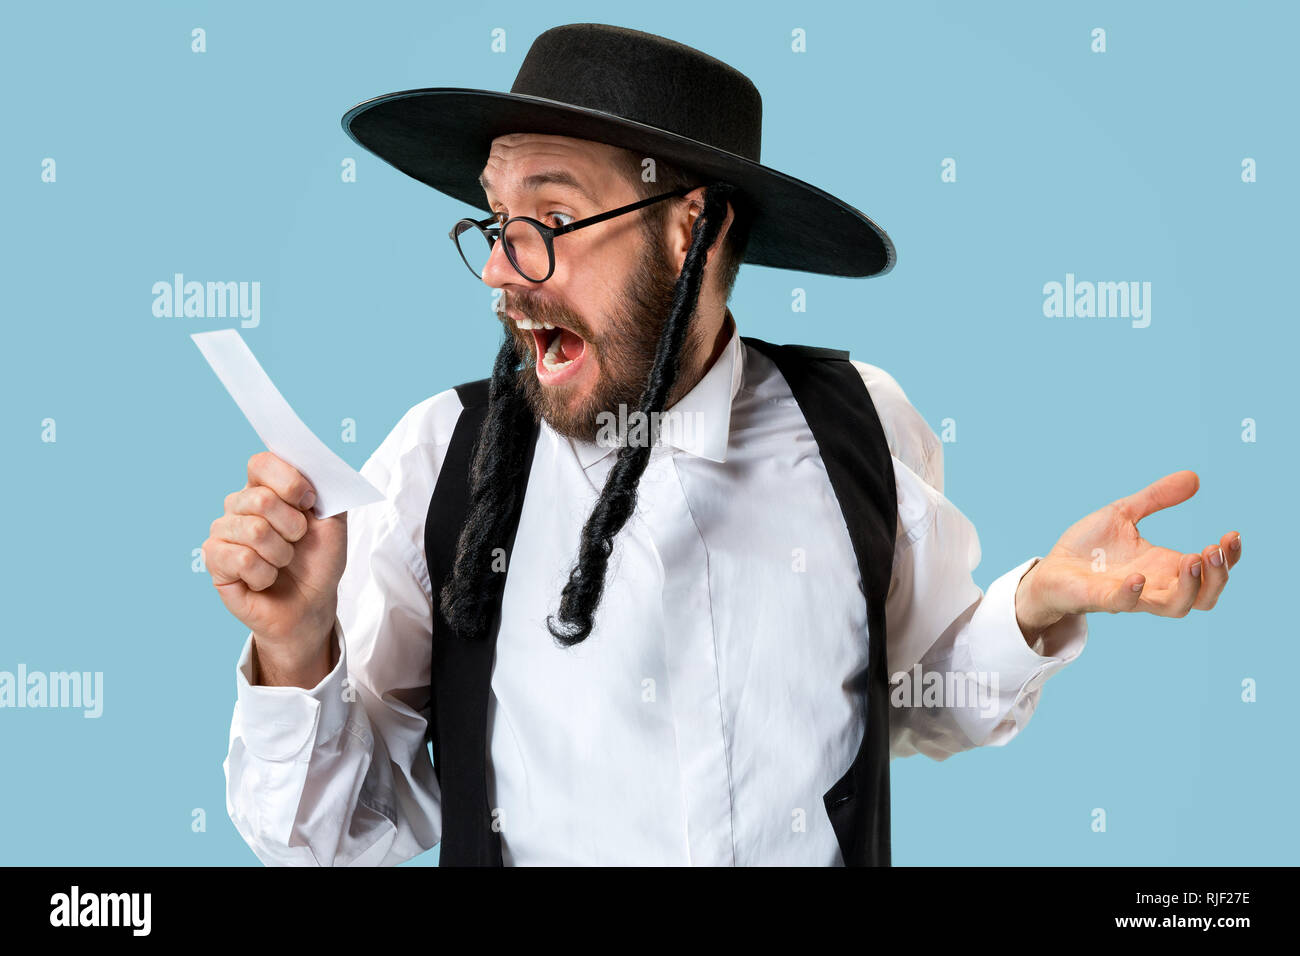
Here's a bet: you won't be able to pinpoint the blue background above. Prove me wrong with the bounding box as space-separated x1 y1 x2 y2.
0 0 1291 865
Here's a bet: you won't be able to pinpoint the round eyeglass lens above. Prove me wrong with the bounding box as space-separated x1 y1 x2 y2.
502 218 551 281
454 221 492 279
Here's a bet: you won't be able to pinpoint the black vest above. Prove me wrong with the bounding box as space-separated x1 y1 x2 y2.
422 336 898 865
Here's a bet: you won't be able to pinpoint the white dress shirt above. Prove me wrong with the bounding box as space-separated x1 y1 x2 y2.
224 323 1088 866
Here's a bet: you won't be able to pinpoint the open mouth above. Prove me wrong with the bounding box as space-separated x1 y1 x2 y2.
511 313 588 385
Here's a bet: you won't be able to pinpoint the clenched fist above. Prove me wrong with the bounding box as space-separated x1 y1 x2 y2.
203 451 348 686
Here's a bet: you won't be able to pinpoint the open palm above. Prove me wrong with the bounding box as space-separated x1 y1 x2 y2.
1025 470 1241 624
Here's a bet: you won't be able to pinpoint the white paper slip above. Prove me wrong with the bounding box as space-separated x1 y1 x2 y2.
191 329 385 519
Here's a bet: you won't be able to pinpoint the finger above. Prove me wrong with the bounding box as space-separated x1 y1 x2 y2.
211 512 296 569
1165 553 1204 617
1193 543 1228 611
225 484 310 544
247 451 317 512
1221 530 1242 571
203 537 280 592
1102 572 1148 613
1114 470 1199 524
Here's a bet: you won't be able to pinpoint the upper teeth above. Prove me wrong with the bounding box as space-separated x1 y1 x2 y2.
513 317 555 329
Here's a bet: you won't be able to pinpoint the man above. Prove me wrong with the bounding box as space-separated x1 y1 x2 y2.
206 24 1241 866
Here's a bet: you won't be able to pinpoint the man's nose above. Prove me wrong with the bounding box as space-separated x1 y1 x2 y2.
480 235 530 288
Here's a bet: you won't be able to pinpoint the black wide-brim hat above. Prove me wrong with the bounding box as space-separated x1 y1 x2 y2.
341 22 895 278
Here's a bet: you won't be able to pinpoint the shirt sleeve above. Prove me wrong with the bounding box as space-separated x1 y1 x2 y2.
850 361 1088 762
223 392 460 865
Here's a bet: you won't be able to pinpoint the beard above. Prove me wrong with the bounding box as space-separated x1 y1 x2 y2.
501 230 708 442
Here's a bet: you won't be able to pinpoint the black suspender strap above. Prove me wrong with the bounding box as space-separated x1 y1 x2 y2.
423 378 538 866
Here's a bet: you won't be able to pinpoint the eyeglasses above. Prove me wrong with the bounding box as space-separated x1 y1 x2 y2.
449 185 698 283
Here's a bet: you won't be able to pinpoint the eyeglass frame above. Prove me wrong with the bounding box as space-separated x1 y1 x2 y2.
449 184 702 283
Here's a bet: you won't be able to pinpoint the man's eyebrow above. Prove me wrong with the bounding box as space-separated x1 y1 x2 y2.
478 169 599 206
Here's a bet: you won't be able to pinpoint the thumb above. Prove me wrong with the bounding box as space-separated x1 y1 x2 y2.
1102 573 1146 613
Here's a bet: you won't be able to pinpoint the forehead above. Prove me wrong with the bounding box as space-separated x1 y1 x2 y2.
478 133 629 202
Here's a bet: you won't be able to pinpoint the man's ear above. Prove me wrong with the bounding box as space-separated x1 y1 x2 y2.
669 187 735 273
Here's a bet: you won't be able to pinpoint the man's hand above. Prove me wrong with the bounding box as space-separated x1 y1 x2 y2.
202 451 349 686
1014 470 1241 642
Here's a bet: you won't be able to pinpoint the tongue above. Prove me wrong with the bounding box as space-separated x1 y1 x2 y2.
557 328 584 361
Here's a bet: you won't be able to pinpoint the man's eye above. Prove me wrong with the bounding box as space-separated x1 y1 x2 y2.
492 211 572 227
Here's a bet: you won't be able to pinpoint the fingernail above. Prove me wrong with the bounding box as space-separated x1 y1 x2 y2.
1231 535 1241 551
1210 547 1224 567
1131 580 1144 592
300 490 316 509
1190 561 1201 578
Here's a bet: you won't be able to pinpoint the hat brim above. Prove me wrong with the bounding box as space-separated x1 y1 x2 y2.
341 88 895 278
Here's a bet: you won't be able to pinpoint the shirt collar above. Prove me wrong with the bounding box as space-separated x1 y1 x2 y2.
564 311 744 470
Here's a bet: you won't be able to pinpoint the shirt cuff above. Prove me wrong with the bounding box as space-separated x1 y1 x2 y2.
968 556 1089 696
234 617 350 762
